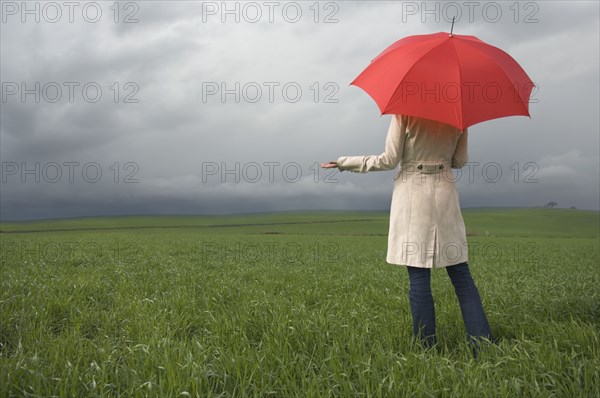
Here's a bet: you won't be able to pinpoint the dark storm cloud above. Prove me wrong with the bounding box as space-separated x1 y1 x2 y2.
1 1 598 220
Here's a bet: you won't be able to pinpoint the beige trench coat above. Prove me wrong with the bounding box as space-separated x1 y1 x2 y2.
337 115 469 268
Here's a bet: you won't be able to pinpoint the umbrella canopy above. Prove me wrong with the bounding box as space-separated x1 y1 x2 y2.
351 32 535 130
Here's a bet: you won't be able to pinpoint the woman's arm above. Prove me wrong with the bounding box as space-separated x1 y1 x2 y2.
334 114 408 173
451 128 468 168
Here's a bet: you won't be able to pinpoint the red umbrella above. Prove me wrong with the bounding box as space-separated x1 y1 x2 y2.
350 30 535 130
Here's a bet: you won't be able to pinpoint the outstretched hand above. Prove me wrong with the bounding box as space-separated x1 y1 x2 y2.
320 161 338 169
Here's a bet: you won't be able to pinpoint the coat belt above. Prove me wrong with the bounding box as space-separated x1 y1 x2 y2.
394 162 449 180
415 163 446 174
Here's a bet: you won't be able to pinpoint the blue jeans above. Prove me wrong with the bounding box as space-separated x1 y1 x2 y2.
407 262 493 348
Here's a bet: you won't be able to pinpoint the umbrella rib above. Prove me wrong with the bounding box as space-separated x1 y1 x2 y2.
450 39 465 130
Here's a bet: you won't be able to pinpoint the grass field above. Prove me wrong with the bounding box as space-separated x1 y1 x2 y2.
1 208 599 397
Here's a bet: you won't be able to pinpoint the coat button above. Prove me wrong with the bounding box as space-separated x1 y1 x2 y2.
417 164 423 170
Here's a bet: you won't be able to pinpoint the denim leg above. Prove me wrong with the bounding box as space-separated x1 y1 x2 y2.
406 266 436 347
446 262 493 344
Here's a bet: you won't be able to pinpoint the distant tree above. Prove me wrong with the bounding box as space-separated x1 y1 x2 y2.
570 206 577 209
545 201 558 208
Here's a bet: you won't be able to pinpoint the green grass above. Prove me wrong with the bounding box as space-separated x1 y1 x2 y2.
462 207 599 238
1 208 598 397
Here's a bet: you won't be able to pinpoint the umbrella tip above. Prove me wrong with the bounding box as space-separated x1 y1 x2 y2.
449 16 455 37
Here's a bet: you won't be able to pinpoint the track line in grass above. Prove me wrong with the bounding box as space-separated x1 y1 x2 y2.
0 218 380 234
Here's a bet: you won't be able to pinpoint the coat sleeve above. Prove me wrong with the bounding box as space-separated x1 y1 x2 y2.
336 114 407 173
451 128 468 168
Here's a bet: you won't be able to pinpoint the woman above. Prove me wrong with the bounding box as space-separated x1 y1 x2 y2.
320 114 494 354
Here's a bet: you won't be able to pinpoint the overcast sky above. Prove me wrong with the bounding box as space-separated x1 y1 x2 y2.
1 1 599 220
